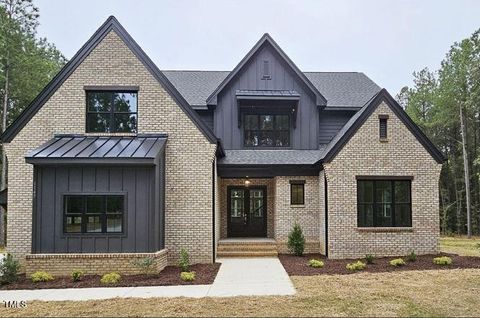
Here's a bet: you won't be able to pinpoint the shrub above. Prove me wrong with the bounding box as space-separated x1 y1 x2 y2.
31 271 54 283
132 257 156 275
407 250 417 262
365 254 374 264
287 223 306 256
179 249 190 272
476 243 480 250
389 258 406 267
71 270 84 282
0 254 20 285
433 256 452 266
180 271 196 282
100 272 121 285
346 260 366 271
308 259 324 268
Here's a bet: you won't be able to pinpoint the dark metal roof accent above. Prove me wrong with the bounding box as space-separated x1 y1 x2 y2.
218 149 324 166
217 165 320 178
205 33 327 107
1 16 217 145
25 135 167 165
236 90 300 100
320 89 446 164
162 70 380 109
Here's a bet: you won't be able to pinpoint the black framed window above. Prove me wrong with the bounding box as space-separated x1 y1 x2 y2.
244 114 290 147
64 195 125 234
86 91 138 133
357 179 411 227
290 181 305 205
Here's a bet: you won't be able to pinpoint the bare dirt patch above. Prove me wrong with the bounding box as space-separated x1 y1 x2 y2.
0 263 220 290
279 253 480 276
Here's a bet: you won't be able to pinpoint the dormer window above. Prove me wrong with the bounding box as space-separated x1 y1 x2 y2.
379 114 388 140
244 114 290 147
86 90 138 133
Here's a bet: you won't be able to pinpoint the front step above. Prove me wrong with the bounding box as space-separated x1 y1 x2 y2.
217 239 278 257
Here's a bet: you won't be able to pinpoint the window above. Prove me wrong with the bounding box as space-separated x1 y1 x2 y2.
379 115 388 139
86 91 138 133
64 195 125 234
244 114 290 147
357 179 412 227
290 180 305 205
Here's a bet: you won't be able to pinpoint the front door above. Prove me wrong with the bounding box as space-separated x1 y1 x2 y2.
227 186 267 237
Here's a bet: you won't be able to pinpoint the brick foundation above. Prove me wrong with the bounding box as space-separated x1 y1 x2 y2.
25 249 168 276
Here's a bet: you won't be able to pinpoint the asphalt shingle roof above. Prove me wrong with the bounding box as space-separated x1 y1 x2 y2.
218 149 325 166
162 70 380 109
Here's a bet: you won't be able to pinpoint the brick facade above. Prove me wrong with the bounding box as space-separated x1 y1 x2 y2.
324 101 442 259
4 30 216 267
274 176 321 254
25 249 168 276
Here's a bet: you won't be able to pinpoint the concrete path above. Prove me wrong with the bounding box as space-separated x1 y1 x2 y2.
0 257 295 301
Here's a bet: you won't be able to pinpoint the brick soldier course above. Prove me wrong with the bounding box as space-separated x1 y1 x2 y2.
1 16 445 275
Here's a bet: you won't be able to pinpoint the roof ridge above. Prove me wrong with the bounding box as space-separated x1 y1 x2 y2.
161 69 231 73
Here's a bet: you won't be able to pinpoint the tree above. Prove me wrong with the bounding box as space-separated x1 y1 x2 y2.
0 0 66 246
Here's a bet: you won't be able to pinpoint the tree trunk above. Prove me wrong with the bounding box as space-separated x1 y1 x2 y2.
459 105 472 238
0 54 9 247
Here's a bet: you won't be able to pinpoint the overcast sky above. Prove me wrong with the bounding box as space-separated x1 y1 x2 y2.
36 0 480 95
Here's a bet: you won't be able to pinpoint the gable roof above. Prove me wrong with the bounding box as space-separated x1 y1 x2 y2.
320 89 446 164
1 16 217 144
162 70 380 110
204 33 328 107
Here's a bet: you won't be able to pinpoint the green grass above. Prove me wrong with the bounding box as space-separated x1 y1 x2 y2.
440 236 480 256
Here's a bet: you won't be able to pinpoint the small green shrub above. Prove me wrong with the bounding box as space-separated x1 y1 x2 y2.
132 257 156 274
308 259 324 268
433 256 452 266
0 254 20 285
287 223 306 256
389 258 406 267
346 260 366 271
100 272 121 285
365 254 374 264
31 271 54 283
179 249 190 272
180 271 196 282
475 243 480 250
71 270 84 282
407 250 417 262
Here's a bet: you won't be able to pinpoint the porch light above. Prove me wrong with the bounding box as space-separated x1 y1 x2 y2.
245 177 251 187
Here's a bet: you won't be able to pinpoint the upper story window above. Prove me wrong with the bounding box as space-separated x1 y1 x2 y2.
244 114 290 147
86 91 138 133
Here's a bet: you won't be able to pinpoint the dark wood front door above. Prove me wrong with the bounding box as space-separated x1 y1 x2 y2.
227 186 267 237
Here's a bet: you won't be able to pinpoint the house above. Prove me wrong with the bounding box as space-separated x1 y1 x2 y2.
1 16 445 275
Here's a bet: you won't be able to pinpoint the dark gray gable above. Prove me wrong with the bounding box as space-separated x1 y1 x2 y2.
205 33 327 107
1 16 217 144
321 89 446 164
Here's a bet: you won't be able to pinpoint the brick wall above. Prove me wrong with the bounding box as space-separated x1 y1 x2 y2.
4 30 216 266
274 176 321 254
25 249 168 276
324 101 442 259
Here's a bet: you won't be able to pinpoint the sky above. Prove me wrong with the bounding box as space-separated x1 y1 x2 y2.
35 0 480 95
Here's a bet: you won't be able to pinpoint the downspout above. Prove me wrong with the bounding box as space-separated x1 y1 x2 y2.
212 159 216 263
324 172 329 258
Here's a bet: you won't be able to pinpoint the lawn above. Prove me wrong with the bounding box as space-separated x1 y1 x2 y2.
440 236 480 256
2 269 480 317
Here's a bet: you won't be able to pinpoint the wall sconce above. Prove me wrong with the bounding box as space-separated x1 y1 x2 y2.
245 176 251 187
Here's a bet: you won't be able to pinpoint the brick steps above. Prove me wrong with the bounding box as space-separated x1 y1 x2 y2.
217 239 278 257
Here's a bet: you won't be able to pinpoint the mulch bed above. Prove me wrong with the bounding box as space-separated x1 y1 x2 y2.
279 253 480 276
0 263 221 290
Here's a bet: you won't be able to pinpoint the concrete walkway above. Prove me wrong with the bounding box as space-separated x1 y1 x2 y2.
0 257 295 301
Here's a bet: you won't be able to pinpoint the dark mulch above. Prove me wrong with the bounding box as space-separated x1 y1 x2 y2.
0 263 221 290
279 253 480 276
